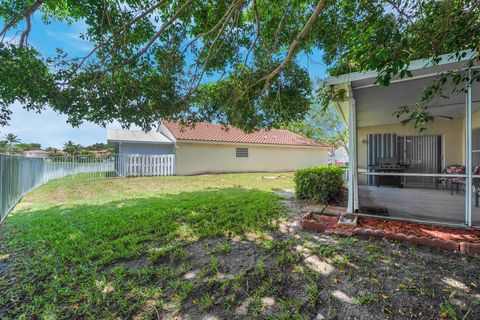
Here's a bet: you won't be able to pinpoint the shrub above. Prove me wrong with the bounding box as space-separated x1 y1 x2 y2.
294 166 344 204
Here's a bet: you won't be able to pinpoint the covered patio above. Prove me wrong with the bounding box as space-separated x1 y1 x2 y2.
327 51 480 227
358 185 480 226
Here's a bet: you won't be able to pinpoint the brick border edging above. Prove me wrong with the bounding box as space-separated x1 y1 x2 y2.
353 227 480 255
300 212 327 232
300 212 354 236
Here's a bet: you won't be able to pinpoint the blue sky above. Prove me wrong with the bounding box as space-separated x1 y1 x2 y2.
2 15 328 149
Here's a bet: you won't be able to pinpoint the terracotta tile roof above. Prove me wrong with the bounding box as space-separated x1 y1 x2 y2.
24 150 48 153
162 121 330 147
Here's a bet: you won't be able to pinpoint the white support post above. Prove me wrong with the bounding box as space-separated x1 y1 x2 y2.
347 89 358 213
352 98 359 211
466 70 473 226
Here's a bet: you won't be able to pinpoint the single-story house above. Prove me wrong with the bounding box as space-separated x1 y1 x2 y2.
23 150 50 158
326 50 479 227
107 121 331 176
90 150 113 158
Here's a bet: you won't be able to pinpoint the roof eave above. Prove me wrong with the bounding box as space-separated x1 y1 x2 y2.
107 139 174 145
176 139 330 148
325 50 477 86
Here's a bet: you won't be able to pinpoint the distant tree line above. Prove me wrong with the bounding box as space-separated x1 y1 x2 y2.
0 132 114 156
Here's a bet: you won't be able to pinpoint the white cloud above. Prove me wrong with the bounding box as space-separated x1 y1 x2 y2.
1 103 145 148
44 29 94 53
1 103 107 148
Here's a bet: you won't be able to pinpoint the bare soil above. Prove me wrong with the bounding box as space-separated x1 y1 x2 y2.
131 191 480 319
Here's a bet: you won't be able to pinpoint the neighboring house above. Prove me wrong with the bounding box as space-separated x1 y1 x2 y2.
23 150 49 158
107 129 175 155
328 147 349 166
107 121 330 176
47 150 66 157
326 50 480 227
91 150 113 158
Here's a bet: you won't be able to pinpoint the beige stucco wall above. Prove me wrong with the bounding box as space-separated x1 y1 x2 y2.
175 142 329 175
357 110 480 175
356 119 463 186
357 118 465 173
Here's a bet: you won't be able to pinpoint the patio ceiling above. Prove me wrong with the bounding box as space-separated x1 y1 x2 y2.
325 51 480 128
353 75 480 127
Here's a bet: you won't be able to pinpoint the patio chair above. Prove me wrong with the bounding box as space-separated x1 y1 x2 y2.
437 165 465 192
449 166 480 201
450 176 466 195
473 165 480 207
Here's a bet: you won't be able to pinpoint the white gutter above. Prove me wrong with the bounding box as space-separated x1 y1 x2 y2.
325 50 477 86
107 139 174 145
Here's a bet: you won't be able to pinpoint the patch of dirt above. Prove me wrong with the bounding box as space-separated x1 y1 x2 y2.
273 190 480 320
138 191 480 319
121 255 150 269
10 188 478 320
0 261 10 274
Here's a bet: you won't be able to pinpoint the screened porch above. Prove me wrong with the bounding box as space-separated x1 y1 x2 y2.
327 52 480 227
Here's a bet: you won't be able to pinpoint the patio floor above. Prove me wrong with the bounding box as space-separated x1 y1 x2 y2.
358 185 480 226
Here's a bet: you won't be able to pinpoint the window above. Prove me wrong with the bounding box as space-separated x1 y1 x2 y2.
236 148 248 158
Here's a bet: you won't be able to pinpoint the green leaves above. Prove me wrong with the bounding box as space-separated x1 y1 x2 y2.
1 0 479 132
294 166 344 204
0 0 321 131
0 45 56 126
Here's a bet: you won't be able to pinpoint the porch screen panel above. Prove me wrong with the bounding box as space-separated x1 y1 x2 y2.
472 128 480 167
367 133 397 186
399 135 442 185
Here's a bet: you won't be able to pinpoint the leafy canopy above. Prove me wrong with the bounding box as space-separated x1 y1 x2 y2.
286 98 348 153
0 0 479 131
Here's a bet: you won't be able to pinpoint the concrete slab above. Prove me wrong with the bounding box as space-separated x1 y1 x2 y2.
358 185 480 226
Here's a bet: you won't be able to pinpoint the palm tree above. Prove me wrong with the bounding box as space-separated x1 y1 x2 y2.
63 140 81 156
5 133 20 147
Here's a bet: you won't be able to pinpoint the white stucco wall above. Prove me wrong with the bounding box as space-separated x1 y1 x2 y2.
175 141 329 175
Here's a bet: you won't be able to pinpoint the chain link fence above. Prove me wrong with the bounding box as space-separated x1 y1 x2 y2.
0 153 175 221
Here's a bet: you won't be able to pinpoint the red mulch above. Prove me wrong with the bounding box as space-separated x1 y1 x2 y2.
316 215 356 234
358 218 480 244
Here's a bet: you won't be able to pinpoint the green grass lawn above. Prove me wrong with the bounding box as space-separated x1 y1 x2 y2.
0 173 294 319
1 172 480 319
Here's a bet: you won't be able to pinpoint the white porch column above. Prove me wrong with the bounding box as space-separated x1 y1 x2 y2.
347 89 358 213
466 70 473 226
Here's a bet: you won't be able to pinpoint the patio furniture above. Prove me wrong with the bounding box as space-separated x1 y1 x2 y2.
373 157 406 188
473 165 480 207
437 165 465 192
450 176 465 195
447 166 480 203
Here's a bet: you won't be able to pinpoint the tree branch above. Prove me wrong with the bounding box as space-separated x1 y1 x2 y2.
179 1 239 104
133 0 195 61
19 14 32 47
182 0 243 54
243 0 260 66
261 0 327 90
1 0 42 43
73 0 167 73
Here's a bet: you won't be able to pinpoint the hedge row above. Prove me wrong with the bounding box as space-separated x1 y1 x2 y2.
294 166 344 204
